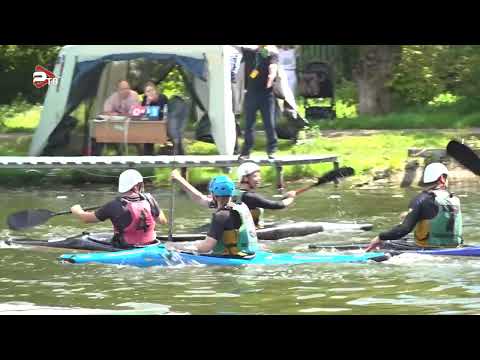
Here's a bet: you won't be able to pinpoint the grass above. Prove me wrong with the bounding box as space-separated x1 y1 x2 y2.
1 95 480 187
304 97 480 130
0 128 466 187
0 100 41 133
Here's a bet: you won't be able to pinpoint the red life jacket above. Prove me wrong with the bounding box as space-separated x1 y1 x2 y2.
114 196 156 246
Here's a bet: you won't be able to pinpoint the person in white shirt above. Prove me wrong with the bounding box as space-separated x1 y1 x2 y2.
278 46 299 96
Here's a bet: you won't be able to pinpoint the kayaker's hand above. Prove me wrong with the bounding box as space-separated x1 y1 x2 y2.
399 211 409 221
171 169 183 182
285 191 297 199
70 204 83 215
365 236 382 252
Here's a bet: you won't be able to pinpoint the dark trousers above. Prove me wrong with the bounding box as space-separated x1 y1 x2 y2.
241 90 278 156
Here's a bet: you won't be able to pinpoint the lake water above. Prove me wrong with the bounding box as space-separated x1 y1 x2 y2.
1 181 480 315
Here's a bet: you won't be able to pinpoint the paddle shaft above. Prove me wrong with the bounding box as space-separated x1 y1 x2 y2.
55 206 100 216
281 183 319 199
168 143 176 242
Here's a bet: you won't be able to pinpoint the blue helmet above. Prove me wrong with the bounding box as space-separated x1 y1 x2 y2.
209 175 235 197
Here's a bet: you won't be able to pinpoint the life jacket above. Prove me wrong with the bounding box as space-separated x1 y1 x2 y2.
212 202 258 257
233 189 265 229
414 189 463 247
113 193 157 247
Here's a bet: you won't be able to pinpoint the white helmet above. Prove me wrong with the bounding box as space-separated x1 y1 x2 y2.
237 162 261 182
423 163 449 183
118 169 143 193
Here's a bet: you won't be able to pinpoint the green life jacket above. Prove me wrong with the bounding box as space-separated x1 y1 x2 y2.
213 202 258 256
233 189 265 228
415 189 463 247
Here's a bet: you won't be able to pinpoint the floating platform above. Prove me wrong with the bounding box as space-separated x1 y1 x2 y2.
0 154 338 169
0 154 340 192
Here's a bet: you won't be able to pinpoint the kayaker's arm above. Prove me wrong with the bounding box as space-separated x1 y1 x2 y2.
366 195 429 251
243 192 295 210
378 208 420 240
156 210 168 225
171 170 211 208
71 205 100 224
167 236 217 253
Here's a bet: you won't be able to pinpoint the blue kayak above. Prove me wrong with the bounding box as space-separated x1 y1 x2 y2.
309 241 480 257
58 245 389 268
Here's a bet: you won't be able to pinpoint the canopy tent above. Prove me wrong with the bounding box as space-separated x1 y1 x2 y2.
29 45 305 157
29 45 236 156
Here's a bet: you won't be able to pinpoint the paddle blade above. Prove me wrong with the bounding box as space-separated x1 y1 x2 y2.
446 140 480 176
317 167 355 185
7 209 56 230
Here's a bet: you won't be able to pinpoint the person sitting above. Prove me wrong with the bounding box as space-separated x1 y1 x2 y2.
366 163 463 252
142 81 169 155
103 80 141 116
142 81 168 114
70 169 168 249
166 175 258 257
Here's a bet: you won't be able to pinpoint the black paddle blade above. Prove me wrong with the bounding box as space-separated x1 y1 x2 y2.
446 140 480 176
317 167 355 185
7 209 56 230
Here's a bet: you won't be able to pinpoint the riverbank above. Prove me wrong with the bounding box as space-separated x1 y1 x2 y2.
0 129 478 188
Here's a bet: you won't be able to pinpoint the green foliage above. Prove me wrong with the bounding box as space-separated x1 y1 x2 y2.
0 98 41 132
161 67 188 99
0 45 61 104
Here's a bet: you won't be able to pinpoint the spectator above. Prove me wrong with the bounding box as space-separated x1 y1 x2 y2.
278 45 299 96
239 45 279 160
142 81 169 155
142 81 168 114
103 80 140 115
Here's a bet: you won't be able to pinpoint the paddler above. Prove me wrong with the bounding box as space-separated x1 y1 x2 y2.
166 175 258 256
71 169 168 249
366 162 463 252
170 161 296 228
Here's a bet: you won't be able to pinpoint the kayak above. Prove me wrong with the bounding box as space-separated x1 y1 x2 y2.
309 240 480 257
5 233 133 252
58 245 389 268
5 221 374 252
160 221 374 242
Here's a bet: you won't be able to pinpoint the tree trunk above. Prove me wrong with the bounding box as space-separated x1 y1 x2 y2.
353 45 402 116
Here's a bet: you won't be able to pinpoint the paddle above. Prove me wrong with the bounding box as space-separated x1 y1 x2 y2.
446 140 480 176
7 206 100 231
168 135 176 242
282 167 355 199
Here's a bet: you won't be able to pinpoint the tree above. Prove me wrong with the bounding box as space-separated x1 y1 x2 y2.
352 45 402 115
0 45 61 104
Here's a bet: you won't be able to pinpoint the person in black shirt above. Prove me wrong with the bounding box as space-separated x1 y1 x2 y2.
171 160 296 228
71 169 168 248
166 176 258 256
238 45 279 160
142 81 169 155
366 163 463 251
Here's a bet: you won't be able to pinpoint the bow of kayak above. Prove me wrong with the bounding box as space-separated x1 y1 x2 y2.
309 240 480 257
59 246 389 268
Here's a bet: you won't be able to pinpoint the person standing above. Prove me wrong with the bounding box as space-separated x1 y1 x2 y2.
239 45 279 160
278 45 299 96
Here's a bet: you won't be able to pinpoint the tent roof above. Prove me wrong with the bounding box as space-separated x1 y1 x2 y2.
60 45 227 60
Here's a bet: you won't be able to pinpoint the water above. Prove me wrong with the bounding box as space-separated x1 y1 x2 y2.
1 182 480 315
